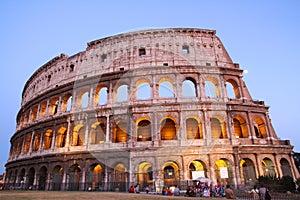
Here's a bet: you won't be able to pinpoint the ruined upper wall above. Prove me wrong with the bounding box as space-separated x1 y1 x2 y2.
21 28 235 106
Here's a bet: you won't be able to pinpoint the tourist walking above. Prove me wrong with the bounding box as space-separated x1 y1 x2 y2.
225 185 236 199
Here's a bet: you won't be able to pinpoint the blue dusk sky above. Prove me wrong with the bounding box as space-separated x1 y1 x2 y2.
0 0 299 174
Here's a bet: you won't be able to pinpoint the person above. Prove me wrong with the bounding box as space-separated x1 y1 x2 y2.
129 185 135 193
259 184 267 200
167 187 172 196
265 188 272 200
225 184 236 199
162 186 167 195
145 185 150 194
174 185 180 196
249 185 260 200
134 184 140 193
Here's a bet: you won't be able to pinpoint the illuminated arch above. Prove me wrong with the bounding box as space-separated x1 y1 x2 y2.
87 163 104 190
113 163 127 191
56 126 67 148
188 160 207 180
33 132 41 151
162 161 180 186
262 158 276 177
233 116 249 138
42 129 53 150
253 117 267 138
240 158 256 185
137 119 151 141
215 159 234 185
160 117 177 140
72 124 85 146
49 97 59 115
90 121 106 144
137 162 153 187
112 120 128 143
186 117 203 139
211 116 227 139
61 93 72 112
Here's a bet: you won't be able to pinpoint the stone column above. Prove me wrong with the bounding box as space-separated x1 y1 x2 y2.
29 131 34 154
51 129 56 151
105 115 110 143
254 153 262 177
65 117 71 149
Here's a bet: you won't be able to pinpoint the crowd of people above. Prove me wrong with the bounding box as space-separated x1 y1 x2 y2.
129 182 272 200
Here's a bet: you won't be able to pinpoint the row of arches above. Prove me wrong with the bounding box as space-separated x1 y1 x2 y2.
5 157 293 191
19 76 241 128
10 113 269 158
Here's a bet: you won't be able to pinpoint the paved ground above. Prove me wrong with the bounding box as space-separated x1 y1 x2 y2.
0 191 217 200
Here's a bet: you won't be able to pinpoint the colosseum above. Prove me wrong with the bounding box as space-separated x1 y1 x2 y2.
4 28 299 192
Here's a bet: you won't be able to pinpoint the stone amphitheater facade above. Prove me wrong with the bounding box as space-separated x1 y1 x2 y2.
5 28 299 191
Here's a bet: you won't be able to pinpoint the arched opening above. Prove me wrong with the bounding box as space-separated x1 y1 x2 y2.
27 167 35 189
189 160 207 180
215 159 234 185
159 80 175 98
31 105 38 121
262 158 276 177
116 85 128 102
52 165 63 191
87 164 104 191
90 122 106 144
137 162 153 189
253 117 267 138
186 118 202 139
82 92 89 108
113 120 128 143
137 119 151 141
24 134 31 153
182 79 197 98
18 168 25 189
50 98 59 115
56 126 67 148
61 94 72 112
280 158 292 177
162 161 180 187
226 80 240 99
38 166 47 190
68 164 81 191
43 129 53 150
113 163 127 192
160 118 176 140
137 82 151 100
240 158 256 185
72 124 85 146
33 132 41 151
233 116 249 138
205 80 218 98
96 87 108 105
39 101 47 117
211 117 227 139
